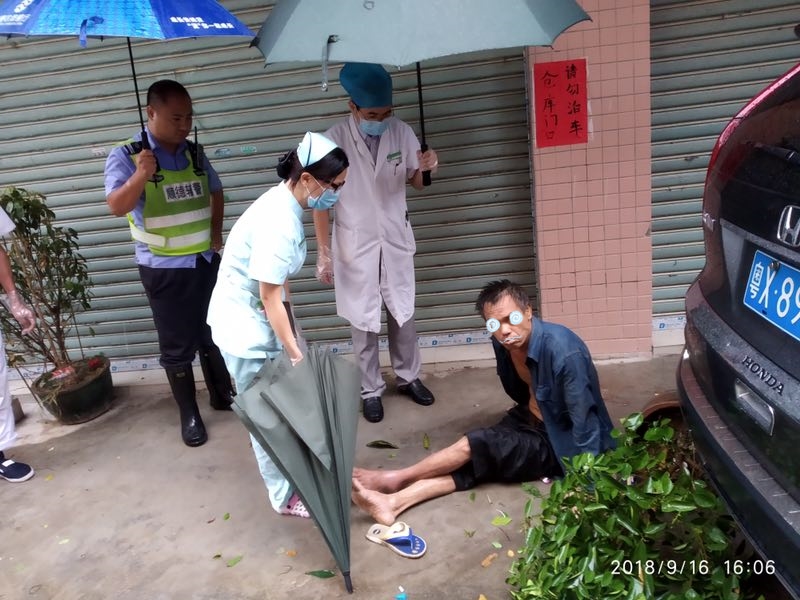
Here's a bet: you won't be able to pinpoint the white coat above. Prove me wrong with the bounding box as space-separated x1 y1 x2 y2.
325 116 421 333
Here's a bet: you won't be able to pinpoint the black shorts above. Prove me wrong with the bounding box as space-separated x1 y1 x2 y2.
451 405 561 491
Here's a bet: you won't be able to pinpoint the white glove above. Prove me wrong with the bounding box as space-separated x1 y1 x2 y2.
7 290 36 334
315 245 334 284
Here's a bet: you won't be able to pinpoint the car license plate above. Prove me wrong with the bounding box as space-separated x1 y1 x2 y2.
743 250 800 342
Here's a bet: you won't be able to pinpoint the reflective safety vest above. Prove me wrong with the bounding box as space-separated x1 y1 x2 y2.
123 141 212 256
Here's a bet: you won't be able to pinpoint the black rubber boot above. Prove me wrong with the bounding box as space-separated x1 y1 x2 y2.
165 365 208 447
199 345 235 411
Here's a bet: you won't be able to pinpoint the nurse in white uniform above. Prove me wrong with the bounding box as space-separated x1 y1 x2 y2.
207 132 348 517
313 62 440 424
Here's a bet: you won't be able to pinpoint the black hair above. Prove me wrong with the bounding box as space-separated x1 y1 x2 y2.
475 279 532 317
276 147 349 184
147 79 191 106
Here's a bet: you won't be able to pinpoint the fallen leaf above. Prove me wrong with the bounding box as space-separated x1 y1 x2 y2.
306 569 335 579
286 549 297 557
45 474 54 481
491 511 512 527
223 513 231 521
212 553 222 560
468 491 476 502
422 433 430 450
507 550 515 558
226 555 243 567
464 529 476 538
491 541 502 549
481 553 498 568
366 440 399 449
479 595 488 600
388 452 397 459
207 518 216 524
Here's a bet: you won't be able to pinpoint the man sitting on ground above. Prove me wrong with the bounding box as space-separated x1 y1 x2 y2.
352 279 615 525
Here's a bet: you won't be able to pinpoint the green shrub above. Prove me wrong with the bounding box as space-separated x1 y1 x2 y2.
0 186 93 372
508 413 763 600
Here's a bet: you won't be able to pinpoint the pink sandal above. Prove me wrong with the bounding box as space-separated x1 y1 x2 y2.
280 492 310 518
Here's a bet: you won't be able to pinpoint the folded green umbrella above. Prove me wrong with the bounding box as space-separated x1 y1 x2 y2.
233 345 361 593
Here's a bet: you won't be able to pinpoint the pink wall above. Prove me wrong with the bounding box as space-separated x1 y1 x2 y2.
527 0 652 358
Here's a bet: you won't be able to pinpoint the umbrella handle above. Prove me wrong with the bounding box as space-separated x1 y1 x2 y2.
420 143 432 187
416 63 432 187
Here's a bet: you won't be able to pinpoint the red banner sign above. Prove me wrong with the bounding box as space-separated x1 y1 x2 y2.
533 58 588 148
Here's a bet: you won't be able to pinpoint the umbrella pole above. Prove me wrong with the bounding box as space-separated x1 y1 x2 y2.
415 62 432 187
126 37 149 150
126 36 160 185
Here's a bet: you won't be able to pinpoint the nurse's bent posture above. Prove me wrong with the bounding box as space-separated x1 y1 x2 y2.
207 132 348 517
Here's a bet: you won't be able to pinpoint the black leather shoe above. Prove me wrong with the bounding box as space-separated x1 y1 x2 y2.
362 396 384 423
397 378 435 406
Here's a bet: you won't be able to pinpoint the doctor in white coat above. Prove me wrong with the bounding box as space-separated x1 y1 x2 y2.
313 62 439 424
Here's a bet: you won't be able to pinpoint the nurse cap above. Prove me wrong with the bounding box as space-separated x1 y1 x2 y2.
297 131 338 167
339 62 392 108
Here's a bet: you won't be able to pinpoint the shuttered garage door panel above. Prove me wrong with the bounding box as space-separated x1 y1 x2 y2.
650 0 800 315
0 0 536 361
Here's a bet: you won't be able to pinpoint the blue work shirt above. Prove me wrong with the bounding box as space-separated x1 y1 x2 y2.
103 129 222 268
492 318 615 471
207 183 306 359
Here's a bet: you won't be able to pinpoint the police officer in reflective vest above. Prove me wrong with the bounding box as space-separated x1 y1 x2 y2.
104 79 233 447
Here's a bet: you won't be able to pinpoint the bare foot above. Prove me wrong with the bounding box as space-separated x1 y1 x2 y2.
352 467 405 493
351 478 397 526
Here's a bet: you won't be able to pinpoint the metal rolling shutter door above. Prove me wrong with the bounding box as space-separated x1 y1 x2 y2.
650 0 800 317
0 0 536 361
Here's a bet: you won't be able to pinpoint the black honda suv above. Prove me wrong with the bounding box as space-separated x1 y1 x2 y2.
678 62 800 598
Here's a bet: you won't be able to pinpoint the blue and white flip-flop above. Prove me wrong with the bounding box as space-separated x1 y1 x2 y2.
365 522 427 559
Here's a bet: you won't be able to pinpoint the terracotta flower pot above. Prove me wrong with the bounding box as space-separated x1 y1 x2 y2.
32 356 114 425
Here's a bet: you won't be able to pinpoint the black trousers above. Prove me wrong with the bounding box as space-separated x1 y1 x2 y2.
138 254 220 368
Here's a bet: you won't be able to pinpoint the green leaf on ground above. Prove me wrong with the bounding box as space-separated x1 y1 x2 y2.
492 541 503 549
223 513 231 521
422 433 430 450
469 492 476 502
226 555 242 567
491 511 512 527
306 569 335 579
464 529 476 538
366 440 399 449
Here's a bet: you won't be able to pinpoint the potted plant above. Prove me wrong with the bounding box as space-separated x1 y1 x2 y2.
0 186 113 425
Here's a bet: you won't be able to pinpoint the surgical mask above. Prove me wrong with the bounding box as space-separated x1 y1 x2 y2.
359 118 389 137
308 187 340 210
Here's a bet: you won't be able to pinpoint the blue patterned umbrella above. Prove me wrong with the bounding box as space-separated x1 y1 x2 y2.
0 0 253 137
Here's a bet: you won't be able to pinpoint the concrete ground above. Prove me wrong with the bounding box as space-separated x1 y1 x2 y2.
1 353 680 600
